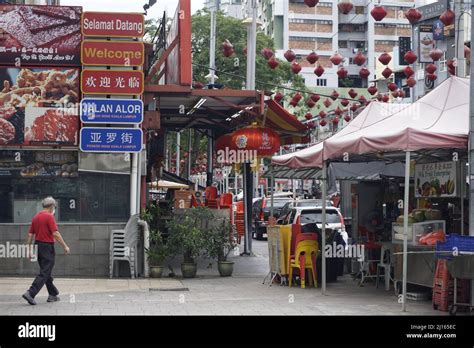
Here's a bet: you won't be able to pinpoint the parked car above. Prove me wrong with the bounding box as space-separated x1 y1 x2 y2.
252 196 293 240
277 199 334 224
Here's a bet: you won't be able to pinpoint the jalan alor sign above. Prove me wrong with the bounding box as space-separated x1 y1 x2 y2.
81 41 144 66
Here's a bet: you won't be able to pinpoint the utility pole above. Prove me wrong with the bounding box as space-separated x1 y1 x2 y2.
209 0 217 85
455 0 466 77
468 0 474 308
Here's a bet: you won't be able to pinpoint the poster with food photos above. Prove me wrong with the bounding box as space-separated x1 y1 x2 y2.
0 67 80 146
0 5 81 66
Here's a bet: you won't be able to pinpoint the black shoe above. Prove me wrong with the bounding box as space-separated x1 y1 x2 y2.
47 295 60 302
22 292 36 305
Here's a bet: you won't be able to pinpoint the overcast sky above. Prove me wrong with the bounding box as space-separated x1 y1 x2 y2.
61 0 205 19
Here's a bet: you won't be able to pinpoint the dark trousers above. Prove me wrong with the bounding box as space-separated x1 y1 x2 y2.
28 241 59 298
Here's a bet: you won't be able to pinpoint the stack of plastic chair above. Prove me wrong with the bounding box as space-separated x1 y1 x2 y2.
205 186 219 208
431 259 470 312
109 214 140 278
234 201 245 244
376 245 392 291
289 239 318 289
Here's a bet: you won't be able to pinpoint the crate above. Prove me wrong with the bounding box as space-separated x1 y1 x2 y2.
436 234 474 259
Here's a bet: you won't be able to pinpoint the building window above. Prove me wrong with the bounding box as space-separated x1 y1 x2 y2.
339 40 348 49
355 6 365 15
316 78 327 87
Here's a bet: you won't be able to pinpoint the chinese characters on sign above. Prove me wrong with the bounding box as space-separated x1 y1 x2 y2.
415 161 458 198
81 70 144 95
80 128 143 153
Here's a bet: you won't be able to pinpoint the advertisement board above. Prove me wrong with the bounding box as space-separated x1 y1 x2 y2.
0 67 80 146
415 161 457 197
0 5 82 66
0 150 78 178
81 40 144 66
81 69 144 95
80 98 143 124
82 12 144 38
419 25 434 63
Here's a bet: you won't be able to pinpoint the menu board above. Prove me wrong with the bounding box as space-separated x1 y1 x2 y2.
0 67 80 146
0 5 82 66
0 150 78 178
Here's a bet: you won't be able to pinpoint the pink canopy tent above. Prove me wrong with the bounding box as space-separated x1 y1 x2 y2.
272 76 469 168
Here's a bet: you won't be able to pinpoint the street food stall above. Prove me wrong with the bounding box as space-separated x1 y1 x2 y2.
271 76 472 311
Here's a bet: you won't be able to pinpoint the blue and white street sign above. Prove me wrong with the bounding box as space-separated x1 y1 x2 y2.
80 98 144 124
80 127 143 153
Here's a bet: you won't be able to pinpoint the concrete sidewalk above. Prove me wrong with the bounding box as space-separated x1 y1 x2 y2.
0 240 442 316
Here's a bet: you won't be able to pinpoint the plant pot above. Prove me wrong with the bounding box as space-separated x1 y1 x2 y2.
217 261 234 277
149 265 164 278
181 262 198 278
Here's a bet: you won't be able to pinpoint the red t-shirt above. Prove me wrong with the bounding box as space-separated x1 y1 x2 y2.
29 211 58 243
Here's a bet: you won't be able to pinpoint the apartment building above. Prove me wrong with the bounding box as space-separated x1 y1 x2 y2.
204 0 244 19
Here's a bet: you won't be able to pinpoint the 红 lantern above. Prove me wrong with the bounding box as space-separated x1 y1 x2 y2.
337 66 348 78
440 8 455 26
284 49 296 62
353 52 366 66
332 117 340 125
331 90 339 101
268 57 279 69
429 48 443 61
344 115 351 122
367 85 377 95
371 5 387 21
304 0 319 7
350 103 359 112
338 1 353 14
348 89 358 99
403 66 414 78
387 82 398 92
382 95 389 103
306 51 319 64
273 92 284 103
231 124 280 157
404 8 422 24
378 52 392 65
425 63 437 74
314 65 325 77
330 52 343 65
404 51 417 64
310 94 320 102
406 77 416 87
221 39 234 57
304 112 313 120
340 99 349 107
306 98 316 108
334 107 343 116
382 67 393 79
359 67 370 79
319 110 327 119
323 98 332 108
261 48 274 60
291 61 302 74
319 119 327 127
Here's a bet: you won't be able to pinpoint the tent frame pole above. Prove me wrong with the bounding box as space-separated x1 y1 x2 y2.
402 151 410 312
321 161 328 296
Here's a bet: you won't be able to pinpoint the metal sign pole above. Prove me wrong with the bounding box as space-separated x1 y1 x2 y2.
402 151 411 312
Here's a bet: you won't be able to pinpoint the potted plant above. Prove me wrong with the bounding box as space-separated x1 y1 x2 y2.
205 220 239 277
167 207 212 278
145 229 168 278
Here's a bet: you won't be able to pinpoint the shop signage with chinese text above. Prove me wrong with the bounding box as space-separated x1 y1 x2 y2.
82 12 144 38
80 127 143 153
81 69 144 95
81 40 144 66
80 98 143 124
415 161 458 198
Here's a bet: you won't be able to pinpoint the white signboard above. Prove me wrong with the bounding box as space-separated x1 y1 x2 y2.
415 161 457 198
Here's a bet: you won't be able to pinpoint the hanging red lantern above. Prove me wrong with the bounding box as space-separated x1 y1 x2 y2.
340 98 349 107
348 89 358 99
334 107 343 116
391 90 399 98
344 114 352 122
330 52 343 65
367 85 377 95
427 73 437 81
268 57 279 69
398 90 405 98
447 59 456 75
193 81 204 89
304 112 313 120
291 61 302 74
231 124 280 157
332 117 340 125
306 51 319 64
216 133 235 153
261 48 274 60
304 0 319 7
221 39 234 57
404 8 422 24
323 98 332 108
307 121 316 129
338 1 354 14
406 77 416 87
337 66 348 78
371 5 387 21
350 103 359 112
376 94 383 101
319 110 327 119
293 93 302 102
382 67 393 79
358 95 367 104
310 94 320 102
289 99 298 107
403 66 415 77
359 67 370 79
306 98 316 108
331 90 339 100
387 82 398 91
319 119 327 127
353 51 366 66
425 63 437 74
429 48 443 61
404 51 418 64
439 8 455 26
314 64 325 77
273 92 284 103
382 95 390 103
284 49 296 62
378 52 392 65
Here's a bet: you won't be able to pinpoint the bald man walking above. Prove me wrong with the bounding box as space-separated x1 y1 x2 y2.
22 197 70 305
